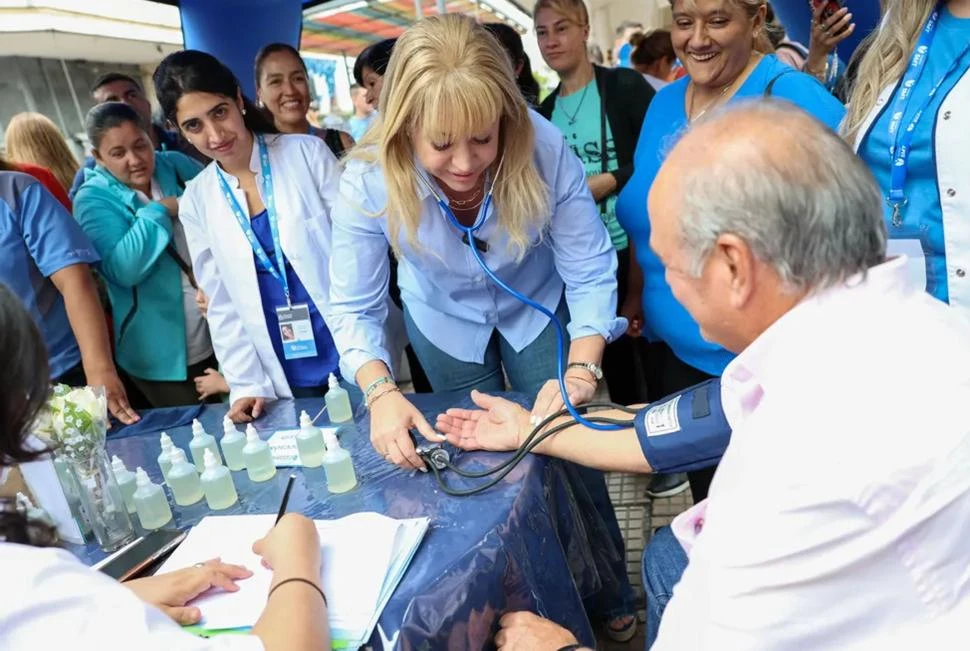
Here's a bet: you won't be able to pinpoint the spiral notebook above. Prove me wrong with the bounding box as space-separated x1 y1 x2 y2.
158 512 429 650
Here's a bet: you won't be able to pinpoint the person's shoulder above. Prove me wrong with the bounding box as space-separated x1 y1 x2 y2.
0 170 54 213
756 55 846 128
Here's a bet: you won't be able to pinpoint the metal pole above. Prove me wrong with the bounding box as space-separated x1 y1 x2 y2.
414 0 423 20
59 58 87 141
37 59 70 136
436 0 446 14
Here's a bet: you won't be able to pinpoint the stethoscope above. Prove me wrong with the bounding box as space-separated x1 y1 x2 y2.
412 160 624 433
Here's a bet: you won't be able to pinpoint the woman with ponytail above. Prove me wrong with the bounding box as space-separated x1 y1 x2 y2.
153 50 391 423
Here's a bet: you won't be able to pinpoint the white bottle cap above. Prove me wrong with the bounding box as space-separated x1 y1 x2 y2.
299 410 313 428
111 455 127 474
328 372 339 389
223 415 235 434
204 447 220 469
135 467 151 486
160 432 173 448
170 447 189 465
324 430 340 450
246 424 259 442
16 491 34 510
192 419 205 437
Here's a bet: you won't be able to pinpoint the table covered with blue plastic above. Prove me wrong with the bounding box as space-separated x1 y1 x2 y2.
68 392 628 650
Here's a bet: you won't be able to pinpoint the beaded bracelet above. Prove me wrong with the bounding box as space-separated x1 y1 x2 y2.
268 577 327 607
364 375 396 399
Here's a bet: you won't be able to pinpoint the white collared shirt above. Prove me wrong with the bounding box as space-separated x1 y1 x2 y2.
657 257 970 649
0 542 264 650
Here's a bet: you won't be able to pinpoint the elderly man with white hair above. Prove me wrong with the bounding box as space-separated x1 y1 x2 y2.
436 100 970 650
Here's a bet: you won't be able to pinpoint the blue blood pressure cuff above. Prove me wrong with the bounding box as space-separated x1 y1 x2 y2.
634 378 731 474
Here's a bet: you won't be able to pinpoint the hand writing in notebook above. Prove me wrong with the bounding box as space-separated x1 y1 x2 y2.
253 513 322 577
124 559 253 625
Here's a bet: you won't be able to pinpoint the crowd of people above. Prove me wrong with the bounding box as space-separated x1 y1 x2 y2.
1 0 969 648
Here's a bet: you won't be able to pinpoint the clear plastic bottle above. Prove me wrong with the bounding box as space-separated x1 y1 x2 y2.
324 373 353 423
220 415 247 471
133 468 173 530
157 433 175 483
189 419 222 471
16 492 55 527
166 448 204 506
296 410 326 468
200 448 238 510
111 455 138 514
322 430 357 493
242 424 277 482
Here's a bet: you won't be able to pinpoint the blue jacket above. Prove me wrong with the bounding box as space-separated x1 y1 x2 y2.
73 151 203 381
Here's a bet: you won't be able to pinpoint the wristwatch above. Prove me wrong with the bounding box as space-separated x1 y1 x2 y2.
566 361 603 381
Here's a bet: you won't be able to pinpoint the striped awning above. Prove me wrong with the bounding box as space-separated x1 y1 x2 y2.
301 0 529 56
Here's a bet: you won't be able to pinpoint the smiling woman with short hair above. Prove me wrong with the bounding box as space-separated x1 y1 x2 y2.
613 0 846 507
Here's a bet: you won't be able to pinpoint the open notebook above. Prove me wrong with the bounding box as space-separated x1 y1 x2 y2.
159 512 430 650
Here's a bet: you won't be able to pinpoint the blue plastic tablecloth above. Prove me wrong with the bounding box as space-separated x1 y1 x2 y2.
68 392 625 649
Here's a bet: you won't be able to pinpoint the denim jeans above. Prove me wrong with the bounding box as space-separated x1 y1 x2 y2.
404 298 636 621
642 525 689 648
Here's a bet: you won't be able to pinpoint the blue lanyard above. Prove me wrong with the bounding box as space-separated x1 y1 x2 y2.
217 134 290 304
887 3 970 227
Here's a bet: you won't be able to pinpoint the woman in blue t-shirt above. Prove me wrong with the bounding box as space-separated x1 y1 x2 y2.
614 0 845 503
844 0 970 320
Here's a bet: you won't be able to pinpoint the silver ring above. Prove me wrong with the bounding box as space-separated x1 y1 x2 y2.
194 562 205 568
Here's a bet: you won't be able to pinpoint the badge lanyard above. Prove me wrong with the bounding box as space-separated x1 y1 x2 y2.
887 3 970 227
217 134 291 305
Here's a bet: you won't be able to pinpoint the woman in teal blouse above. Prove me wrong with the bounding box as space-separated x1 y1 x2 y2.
74 102 216 407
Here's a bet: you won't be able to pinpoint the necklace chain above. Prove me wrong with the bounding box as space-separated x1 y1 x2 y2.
687 54 762 123
560 78 592 126
448 183 484 208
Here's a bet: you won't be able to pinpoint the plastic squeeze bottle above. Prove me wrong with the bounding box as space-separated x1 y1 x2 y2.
200 448 238 510
111 455 137 514
322 430 357 493
157 432 175 482
242 424 277 482
296 410 326 468
166 448 204 506
189 419 222 471
324 373 353 423
133 468 173 530
220 415 247 471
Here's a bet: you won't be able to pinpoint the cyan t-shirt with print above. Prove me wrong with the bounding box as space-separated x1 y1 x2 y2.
551 79 629 251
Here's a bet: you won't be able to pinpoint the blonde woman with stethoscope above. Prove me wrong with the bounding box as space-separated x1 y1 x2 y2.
327 15 637 639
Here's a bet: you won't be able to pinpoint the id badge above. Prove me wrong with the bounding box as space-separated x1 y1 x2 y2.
276 303 318 360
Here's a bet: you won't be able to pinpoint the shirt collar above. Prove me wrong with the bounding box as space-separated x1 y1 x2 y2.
722 256 911 415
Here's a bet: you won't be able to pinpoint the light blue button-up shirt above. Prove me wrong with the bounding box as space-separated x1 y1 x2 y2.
328 110 625 380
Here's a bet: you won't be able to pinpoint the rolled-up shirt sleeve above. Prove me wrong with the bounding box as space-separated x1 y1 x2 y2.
546 132 627 343
327 162 394 382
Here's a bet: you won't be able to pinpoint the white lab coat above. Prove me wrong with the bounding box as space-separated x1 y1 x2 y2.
180 133 402 405
852 71 970 315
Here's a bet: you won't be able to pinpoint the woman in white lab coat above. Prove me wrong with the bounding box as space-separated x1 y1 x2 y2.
153 50 389 423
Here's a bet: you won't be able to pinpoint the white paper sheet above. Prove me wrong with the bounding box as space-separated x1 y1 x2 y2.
19 441 84 544
267 426 340 467
158 512 429 644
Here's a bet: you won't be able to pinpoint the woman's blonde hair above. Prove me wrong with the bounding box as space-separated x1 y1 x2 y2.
670 0 773 54
533 0 589 27
842 0 934 145
4 113 79 193
348 14 550 259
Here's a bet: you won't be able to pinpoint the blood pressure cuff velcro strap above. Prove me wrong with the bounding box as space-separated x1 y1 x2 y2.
634 378 731 474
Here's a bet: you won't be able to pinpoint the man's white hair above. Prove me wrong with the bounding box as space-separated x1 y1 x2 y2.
675 100 887 291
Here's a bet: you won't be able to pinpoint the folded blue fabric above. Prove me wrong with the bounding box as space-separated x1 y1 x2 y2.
109 404 204 440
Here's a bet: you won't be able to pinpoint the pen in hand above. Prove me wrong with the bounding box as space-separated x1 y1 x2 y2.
275 474 296 525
